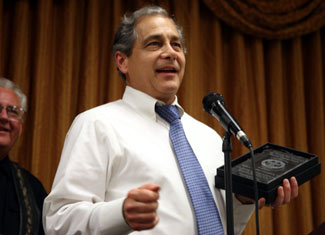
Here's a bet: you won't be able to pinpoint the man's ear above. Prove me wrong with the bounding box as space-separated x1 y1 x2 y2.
115 51 128 74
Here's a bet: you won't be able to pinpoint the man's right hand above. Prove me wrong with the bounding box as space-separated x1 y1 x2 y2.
123 183 160 231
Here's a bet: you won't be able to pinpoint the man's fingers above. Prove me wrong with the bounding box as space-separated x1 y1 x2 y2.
139 183 161 192
124 199 158 213
258 198 266 209
127 188 159 202
123 198 159 231
128 183 160 202
290 177 298 199
126 211 158 223
271 186 284 209
282 179 291 204
123 183 161 231
269 177 299 209
128 215 160 231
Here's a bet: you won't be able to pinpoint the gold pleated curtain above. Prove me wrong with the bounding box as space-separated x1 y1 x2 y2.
0 0 324 234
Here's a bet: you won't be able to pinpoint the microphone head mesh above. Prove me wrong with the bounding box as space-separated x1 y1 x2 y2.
202 92 225 114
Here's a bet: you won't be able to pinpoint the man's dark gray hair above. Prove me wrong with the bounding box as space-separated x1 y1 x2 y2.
112 5 186 80
0 77 27 111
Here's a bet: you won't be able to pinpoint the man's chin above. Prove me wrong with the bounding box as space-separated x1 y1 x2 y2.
0 138 11 148
160 81 181 93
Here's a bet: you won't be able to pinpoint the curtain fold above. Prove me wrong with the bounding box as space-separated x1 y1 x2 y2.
203 0 325 39
0 0 324 234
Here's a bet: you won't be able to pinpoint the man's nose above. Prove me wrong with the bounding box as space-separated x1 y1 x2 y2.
160 44 177 60
0 107 9 119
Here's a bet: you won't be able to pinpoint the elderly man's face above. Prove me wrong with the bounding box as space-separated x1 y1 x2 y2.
0 87 23 156
118 15 186 104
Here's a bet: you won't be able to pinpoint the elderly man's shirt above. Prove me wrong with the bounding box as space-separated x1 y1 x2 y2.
0 156 47 235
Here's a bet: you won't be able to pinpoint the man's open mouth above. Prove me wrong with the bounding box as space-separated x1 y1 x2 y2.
0 127 9 132
156 68 177 73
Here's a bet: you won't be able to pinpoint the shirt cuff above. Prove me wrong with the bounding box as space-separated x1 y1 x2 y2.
92 198 132 235
233 195 255 234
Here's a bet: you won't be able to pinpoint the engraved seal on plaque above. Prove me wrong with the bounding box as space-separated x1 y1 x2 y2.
261 159 286 171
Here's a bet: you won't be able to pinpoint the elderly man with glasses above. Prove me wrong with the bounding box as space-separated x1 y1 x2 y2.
0 77 47 235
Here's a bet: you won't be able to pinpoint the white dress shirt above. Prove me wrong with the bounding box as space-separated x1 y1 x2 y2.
43 86 254 235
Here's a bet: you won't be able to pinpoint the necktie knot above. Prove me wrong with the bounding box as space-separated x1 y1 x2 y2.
155 105 180 123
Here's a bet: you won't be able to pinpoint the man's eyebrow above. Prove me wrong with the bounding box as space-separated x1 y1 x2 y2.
142 34 181 46
142 35 162 46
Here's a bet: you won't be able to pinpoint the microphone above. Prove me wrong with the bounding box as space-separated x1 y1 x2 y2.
202 92 252 148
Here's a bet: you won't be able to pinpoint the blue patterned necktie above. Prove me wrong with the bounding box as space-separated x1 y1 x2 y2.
155 104 224 235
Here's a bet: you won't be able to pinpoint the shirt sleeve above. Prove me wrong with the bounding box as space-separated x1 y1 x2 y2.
42 112 132 235
233 195 255 235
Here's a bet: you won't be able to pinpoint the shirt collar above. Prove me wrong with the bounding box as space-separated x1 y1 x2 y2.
122 86 184 120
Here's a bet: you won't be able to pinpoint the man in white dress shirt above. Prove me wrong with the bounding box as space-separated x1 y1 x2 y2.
43 5 298 235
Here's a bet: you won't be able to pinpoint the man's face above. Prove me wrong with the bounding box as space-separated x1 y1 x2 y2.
119 15 186 104
0 87 23 156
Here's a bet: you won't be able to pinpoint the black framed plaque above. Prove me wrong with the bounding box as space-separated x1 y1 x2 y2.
215 143 321 204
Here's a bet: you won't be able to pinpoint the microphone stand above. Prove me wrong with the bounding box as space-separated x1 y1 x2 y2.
222 132 234 235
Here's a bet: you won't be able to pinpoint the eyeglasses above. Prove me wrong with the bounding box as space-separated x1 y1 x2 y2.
0 105 25 121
